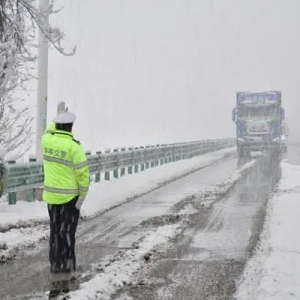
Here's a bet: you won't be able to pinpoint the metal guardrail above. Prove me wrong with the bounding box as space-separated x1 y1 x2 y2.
1 138 236 204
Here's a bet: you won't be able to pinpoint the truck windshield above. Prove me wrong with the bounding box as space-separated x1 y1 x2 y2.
238 106 277 118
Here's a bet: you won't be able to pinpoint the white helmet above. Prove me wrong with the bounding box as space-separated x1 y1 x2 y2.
52 112 76 124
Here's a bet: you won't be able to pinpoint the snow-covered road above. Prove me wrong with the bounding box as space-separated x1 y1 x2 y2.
0 155 253 299
115 155 280 300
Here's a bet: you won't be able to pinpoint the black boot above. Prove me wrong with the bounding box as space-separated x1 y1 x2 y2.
48 281 61 299
60 280 71 294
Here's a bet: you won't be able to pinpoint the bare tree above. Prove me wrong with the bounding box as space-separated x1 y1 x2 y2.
0 0 75 159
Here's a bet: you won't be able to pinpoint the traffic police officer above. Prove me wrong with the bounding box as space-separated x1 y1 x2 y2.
42 110 90 281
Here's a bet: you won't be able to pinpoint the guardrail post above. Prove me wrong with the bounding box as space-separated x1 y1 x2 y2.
140 146 145 171
27 155 37 202
105 149 110 180
113 148 119 178
177 143 182 161
164 145 169 164
151 146 155 168
128 147 133 174
160 144 165 165
85 150 93 182
185 143 189 158
197 142 201 156
8 159 17 205
120 147 126 176
174 144 178 161
168 144 173 163
182 144 187 160
175 144 180 161
178 143 182 160
145 145 150 169
200 141 206 156
95 151 101 183
181 145 185 160
155 144 160 166
134 147 139 173
172 144 176 162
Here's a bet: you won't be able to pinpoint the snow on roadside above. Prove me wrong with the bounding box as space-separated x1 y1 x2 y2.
59 223 182 300
81 147 236 219
0 225 48 262
0 200 48 232
236 161 300 300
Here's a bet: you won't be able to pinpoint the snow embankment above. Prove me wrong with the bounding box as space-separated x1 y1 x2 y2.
236 161 300 300
0 201 48 232
0 225 48 262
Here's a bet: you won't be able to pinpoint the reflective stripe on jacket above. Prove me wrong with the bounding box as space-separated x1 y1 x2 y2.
41 123 90 205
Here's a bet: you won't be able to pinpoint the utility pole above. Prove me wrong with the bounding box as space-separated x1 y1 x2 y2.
36 0 49 160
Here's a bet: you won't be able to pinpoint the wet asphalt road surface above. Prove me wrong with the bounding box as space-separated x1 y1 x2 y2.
114 155 281 300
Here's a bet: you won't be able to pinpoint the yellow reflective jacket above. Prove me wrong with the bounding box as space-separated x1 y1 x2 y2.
41 122 90 205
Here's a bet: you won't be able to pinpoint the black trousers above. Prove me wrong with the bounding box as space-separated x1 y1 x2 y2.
48 197 80 273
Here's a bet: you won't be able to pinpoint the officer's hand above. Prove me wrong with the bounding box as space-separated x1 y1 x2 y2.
57 101 68 115
75 196 85 210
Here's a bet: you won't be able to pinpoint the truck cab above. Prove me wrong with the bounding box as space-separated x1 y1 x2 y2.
232 91 284 160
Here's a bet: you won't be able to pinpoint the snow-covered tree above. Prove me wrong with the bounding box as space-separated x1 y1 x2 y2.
0 0 75 158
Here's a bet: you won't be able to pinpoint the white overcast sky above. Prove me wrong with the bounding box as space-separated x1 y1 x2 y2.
31 0 300 150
